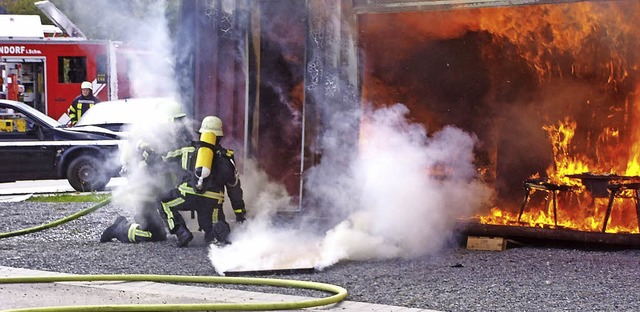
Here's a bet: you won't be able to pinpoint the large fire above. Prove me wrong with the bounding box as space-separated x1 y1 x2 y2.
358 1 640 233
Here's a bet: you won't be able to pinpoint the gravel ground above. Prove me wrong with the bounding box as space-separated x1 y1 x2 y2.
1 200 639 312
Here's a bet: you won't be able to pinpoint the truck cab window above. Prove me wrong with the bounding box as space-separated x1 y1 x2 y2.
58 56 87 83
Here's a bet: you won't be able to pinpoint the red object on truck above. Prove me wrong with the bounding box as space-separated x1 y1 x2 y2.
0 12 135 120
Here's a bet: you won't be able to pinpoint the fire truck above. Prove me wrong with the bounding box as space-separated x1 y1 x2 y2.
0 2 134 121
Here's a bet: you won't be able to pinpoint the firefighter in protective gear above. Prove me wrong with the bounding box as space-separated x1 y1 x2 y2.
158 115 246 247
66 81 100 126
100 102 197 245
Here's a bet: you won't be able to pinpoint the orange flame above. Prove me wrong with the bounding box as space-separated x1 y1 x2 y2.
359 1 640 233
474 3 640 233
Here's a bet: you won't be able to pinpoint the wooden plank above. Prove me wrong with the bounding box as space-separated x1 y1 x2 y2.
457 221 640 248
466 236 506 251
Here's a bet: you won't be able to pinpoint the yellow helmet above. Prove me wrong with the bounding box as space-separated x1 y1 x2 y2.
80 81 92 91
199 116 223 136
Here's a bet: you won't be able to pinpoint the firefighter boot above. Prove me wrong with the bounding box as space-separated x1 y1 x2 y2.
205 221 231 246
100 216 130 243
175 224 193 248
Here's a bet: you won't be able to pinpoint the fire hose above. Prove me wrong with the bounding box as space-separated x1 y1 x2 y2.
0 196 112 239
0 196 349 311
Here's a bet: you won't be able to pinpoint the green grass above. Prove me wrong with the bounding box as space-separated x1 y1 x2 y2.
27 193 111 203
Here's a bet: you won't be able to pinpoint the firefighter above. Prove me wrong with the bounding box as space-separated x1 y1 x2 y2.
158 115 247 247
100 102 197 244
66 81 100 126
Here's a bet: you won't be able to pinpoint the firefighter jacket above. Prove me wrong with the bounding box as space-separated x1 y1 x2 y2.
143 120 197 190
67 94 100 126
127 120 196 240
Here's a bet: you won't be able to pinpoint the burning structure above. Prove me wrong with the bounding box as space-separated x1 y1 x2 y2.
176 0 640 252
361 0 640 242
353 0 640 234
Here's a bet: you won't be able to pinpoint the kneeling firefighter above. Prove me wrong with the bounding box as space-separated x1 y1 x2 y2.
159 115 247 247
100 103 197 244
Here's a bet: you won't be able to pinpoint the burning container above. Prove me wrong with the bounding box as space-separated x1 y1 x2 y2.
179 0 640 244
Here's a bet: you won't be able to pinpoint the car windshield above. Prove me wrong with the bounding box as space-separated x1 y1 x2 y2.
11 101 62 128
76 97 181 127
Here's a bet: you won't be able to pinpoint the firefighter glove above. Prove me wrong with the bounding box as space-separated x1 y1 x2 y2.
142 149 160 165
235 212 246 223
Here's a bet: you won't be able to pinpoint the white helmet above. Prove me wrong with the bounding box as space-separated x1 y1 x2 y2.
199 116 223 136
163 102 186 120
80 81 92 91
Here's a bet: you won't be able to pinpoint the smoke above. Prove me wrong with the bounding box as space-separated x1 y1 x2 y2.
208 0 492 274
313 104 490 265
210 103 492 273
53 0 191 226
53 1 493 272
120 2 178 98
111 104 196 227
55 0 184 99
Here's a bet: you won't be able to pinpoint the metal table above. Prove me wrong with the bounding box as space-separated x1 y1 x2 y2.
518 177 577 226
566 173 640 232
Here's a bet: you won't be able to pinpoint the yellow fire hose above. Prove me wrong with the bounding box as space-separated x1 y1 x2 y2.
0 196 349 311
0 196 112 239
0 274 348 312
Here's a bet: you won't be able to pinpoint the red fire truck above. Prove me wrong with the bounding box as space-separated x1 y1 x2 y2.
0 6 133 121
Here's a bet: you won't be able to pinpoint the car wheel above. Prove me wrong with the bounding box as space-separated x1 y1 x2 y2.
66 155 110 192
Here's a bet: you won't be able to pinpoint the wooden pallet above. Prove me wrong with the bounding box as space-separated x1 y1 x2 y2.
466 236 507 251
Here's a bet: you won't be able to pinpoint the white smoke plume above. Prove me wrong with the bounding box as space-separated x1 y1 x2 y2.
55 0 180 98
54 0 187 221
111 105 194 218
54 1 492 272
120 3 178 98
210 103 492 274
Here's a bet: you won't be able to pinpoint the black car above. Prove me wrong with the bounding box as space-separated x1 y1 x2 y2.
0 100 123 192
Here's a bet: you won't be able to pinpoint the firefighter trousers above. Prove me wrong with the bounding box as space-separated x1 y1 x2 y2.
158 185 229 243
